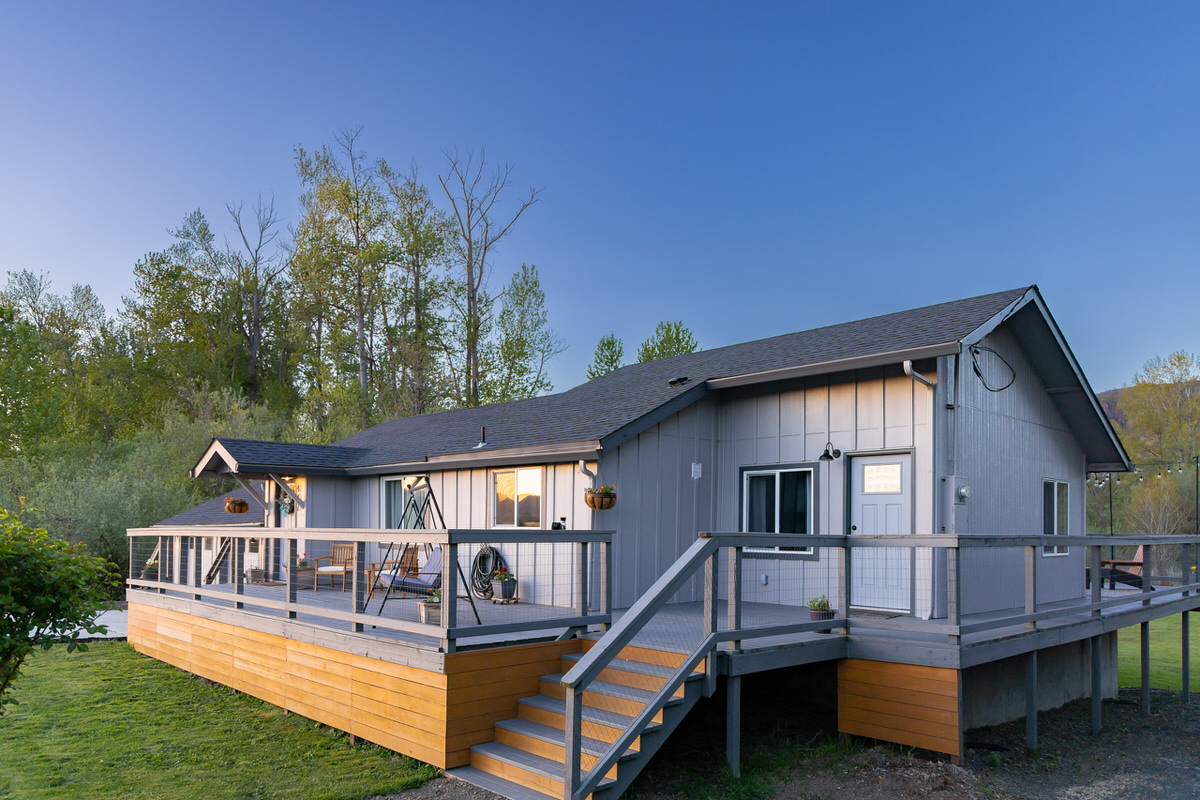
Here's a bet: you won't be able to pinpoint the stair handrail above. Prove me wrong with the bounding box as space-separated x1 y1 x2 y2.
560 535 719 800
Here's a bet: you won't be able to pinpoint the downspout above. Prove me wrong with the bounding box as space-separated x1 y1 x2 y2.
903 360 934 388
578 460 596 489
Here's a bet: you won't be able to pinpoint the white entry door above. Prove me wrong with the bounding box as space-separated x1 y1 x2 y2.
849 454 912 612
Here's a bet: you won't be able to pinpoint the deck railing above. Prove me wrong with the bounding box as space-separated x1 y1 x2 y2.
127 526 612 653
559 531 1200 800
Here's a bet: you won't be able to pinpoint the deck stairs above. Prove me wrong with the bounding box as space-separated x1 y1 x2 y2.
448 636 707 800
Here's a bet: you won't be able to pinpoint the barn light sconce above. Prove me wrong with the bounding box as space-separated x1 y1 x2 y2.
819 442 842 462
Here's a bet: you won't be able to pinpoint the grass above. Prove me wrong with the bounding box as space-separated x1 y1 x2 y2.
0 642 439 800
1117 613 1200 690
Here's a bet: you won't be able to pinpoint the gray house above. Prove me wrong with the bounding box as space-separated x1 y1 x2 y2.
189 284 1126 616
134 285 1176 800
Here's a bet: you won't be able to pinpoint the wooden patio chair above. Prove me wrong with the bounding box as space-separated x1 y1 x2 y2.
1102 545 1145 587
314 543 354 592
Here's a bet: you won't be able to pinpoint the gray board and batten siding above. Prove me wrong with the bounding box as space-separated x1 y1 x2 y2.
952 325 1086 615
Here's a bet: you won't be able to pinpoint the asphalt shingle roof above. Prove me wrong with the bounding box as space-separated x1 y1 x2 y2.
155 485 264 526
202 287 1029 472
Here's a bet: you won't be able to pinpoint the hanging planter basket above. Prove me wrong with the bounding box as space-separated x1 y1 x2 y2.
225 497 249 514
584 489 617 511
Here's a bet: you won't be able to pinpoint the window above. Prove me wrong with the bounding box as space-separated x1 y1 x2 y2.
1043 479 1069 555
742 466 814 554
493 468 542 528
383 476 424 529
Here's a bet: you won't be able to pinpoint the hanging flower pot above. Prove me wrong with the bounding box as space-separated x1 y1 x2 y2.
585 486 617 511
225 497 249 514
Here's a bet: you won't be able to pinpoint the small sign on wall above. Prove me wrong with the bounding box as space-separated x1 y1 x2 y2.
691 462 702 480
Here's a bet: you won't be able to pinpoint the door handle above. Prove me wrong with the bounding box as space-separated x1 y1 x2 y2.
851 525 857 531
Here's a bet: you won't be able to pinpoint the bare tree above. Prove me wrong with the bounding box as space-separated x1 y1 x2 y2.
438 148 541 407
226 197 289 405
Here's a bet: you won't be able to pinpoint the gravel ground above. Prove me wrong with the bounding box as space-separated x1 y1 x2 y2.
376 688 1200 800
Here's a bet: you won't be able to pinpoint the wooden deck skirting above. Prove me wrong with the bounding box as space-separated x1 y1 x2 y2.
127 601 582 768
837 659 962 758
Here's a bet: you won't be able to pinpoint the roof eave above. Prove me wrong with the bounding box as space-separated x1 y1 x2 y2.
705 342 961 391
345 440 603 475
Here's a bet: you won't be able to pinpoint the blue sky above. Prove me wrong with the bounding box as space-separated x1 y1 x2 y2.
1 2 1197 394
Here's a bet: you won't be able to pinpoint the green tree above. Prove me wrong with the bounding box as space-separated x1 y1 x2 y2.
586 333 625 380
0 504 117 712
1119 351 1200 463
486 264 563 403
0 306 58 452
636 320 700 363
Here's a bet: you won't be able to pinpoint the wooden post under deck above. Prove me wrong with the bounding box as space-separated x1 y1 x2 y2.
1025 650 1038 754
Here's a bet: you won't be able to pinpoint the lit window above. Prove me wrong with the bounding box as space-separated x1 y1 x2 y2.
493 468 542 528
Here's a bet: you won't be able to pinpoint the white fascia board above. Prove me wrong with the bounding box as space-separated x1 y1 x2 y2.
346 440 602 476
190 438 238 478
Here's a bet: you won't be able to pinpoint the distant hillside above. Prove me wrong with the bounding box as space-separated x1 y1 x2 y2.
1096 387 1128 429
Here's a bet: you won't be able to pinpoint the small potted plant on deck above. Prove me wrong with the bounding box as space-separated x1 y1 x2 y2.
142 558 159 581
291 553 315 589
418 589 442 625
807 594 835 623
584 484 617 511
493 567 517 601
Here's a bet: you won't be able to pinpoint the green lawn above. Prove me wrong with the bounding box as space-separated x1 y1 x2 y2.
0 642 439 800
1117 613 1200 690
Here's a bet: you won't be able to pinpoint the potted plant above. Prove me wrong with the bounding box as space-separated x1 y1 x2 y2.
142 558 159 581
493 567 517 600
807 594 835 622
584 484 617 510
224 496 249 514
418 589 442 625
291 554 315 589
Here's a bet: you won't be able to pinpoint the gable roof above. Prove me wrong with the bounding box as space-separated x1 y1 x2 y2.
190 286 1129 477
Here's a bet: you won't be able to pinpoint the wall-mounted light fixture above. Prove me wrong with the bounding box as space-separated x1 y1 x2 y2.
818 442 842 462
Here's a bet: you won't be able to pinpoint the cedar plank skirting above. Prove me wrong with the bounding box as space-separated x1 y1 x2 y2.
837 658 962 758
127 602 580 768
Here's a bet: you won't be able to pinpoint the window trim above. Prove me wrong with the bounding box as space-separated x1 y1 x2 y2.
739 462 819 560
1042 478 1070 557
491 467 544 529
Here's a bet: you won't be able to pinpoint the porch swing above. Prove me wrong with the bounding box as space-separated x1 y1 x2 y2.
369 477 483 624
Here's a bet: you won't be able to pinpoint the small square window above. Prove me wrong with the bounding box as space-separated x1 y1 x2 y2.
493 468 542 528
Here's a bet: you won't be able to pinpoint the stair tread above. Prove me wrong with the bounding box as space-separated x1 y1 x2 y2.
447 766 558 800
562 652 690 680
518 694 663 732
542 674 685 705
496 718 638 760
473 742 616 788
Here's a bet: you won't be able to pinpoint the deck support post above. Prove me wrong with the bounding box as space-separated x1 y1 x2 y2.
703 551 718 698
286 538 298 619
1025 650 1038 754
1090 635 1102 735
443 541 458 654
1090 545 1102 617
234 536 244 609
1183 611 1191 705
575 542 589 621
599 540 612 631
726 674 742 778
836 544 850 635
726 547 742 652
1024 545 1037 629
352 541 367 631
564 685 583 800
947 544 960 643
1140 621 1151 716
191 536 202 601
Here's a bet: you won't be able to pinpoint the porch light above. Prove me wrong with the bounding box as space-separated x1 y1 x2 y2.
819 442 841 462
